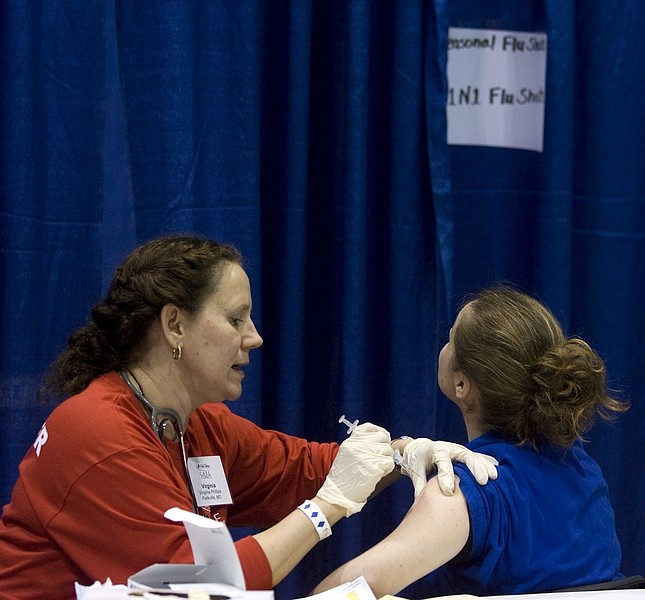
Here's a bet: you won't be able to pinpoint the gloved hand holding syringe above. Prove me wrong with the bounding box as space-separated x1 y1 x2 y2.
338 415 421 478
339 414 499 498
316 417 395 516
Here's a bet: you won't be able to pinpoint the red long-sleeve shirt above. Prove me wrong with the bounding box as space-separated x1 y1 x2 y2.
0 372 338 599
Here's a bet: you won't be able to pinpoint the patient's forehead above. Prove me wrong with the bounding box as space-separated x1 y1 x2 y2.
454 303 473 329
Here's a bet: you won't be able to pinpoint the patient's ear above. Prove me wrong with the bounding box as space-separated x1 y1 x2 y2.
455 373 476 408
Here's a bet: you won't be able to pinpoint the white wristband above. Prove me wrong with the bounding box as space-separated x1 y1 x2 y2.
297 499 332 540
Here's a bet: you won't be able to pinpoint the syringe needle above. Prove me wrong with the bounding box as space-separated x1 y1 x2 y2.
393 449 423 479
338 414 359 434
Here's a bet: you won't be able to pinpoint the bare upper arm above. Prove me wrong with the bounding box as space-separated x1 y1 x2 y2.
313 476 471 598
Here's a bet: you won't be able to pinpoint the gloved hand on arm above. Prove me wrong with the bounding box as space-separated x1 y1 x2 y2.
317 423 395 516
402 437 498 498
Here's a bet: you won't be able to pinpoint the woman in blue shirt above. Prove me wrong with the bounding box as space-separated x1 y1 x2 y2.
313 285 626 598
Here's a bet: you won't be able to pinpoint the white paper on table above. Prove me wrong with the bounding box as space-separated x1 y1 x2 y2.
164 507 245 590
171 582 274 599
296 576 377 600
75 578 129 599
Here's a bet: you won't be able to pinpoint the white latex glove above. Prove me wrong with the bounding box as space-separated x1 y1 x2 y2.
317 423 395 516
402 437 498 498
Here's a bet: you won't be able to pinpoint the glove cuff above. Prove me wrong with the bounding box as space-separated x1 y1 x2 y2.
317 478 365 517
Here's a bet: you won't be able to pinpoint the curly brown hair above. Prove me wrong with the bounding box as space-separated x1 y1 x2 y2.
452 286 628 448
44 234 243 399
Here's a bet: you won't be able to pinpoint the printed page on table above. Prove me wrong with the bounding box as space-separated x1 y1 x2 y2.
296 576 377 600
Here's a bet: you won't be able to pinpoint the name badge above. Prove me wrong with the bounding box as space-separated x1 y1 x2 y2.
187 456 233 507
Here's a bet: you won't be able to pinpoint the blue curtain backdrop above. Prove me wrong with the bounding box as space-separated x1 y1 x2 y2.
1 1 644 597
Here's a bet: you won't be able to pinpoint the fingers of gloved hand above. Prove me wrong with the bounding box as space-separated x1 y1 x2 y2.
432 442 499 486
463 452 499 484
433 442 498 485
400 438 450 497
350 422 392 443
432 449 456 496
317 451 395 516
481 453 499 478
402 438 437 474
330 434 393 494
340 431 395 463
403 439 499 492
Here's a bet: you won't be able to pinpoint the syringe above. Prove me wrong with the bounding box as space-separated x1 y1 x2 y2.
337 414 421 477
392 449 406 470
338 414 359 434
392 448 423 478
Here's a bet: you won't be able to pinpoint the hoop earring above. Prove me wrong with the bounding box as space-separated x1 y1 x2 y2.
172 345 182 360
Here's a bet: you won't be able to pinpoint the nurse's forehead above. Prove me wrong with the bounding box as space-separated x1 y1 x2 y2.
209 275 253 308
211 263 250 290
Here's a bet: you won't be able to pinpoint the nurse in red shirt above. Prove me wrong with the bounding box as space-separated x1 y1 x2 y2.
0 234 496 599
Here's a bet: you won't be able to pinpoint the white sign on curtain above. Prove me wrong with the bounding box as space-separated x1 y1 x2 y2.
446 28 548 152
